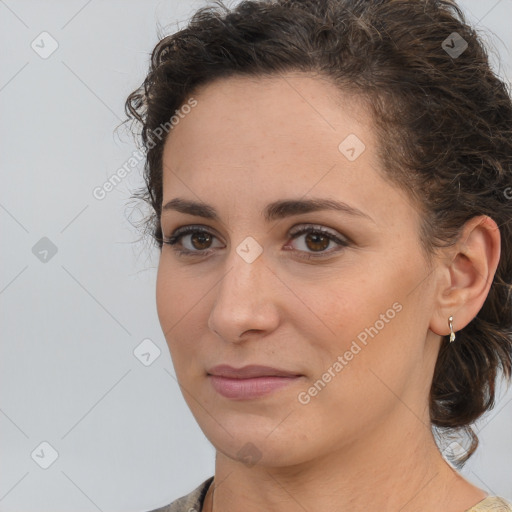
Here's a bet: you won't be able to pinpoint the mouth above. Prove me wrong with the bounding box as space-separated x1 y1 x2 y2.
207 364 304 400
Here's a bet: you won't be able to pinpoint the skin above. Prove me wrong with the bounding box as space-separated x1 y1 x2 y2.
155 73 501 512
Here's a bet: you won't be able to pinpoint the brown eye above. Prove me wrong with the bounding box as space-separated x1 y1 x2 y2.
189 231 213 250
162 226 223 255
286 225 349 259
303 232 330 252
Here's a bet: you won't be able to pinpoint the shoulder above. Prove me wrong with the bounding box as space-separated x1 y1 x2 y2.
145 476 214 512
466 496 512 511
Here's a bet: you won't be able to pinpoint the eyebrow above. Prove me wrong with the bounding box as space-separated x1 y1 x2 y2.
161 197 374 223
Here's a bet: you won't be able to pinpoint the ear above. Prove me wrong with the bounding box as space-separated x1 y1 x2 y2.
429 215 501 338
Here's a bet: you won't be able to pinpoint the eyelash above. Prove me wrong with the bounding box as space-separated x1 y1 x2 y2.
161 224 350 260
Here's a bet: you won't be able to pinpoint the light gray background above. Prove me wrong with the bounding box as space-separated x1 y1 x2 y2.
1 1 511 511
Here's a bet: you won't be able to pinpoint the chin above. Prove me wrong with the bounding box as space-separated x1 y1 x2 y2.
199 415 314 467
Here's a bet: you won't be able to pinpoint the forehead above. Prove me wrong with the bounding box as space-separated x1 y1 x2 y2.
165 73 371 159
163 74 374 179
160 73 414 230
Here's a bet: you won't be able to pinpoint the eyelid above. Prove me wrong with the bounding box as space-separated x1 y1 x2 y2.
162 223 350 258
284 224 350 259
164 223 347 241
288 223 349 241
164 224 220 245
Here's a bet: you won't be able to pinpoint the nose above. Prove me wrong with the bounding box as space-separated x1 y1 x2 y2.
207 248 281 343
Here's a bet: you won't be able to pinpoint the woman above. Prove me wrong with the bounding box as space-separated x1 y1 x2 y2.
124 0 512 510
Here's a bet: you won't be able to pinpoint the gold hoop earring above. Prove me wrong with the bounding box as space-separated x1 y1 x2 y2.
448 316 455 343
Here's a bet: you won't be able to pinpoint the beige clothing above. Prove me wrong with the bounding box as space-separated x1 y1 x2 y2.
146 476 512 512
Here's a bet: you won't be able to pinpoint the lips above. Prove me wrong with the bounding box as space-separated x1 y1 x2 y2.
207 364 303 400
207 364 301 378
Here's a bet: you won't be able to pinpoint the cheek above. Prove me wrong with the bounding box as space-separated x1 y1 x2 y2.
156 255 201 318
155 262 173 331
305 260 413 385
156 260 212 370
308 264 423 407
155 260 194 345
312 271 395 340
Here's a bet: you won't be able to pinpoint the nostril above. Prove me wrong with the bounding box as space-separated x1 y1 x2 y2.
238 329 263 338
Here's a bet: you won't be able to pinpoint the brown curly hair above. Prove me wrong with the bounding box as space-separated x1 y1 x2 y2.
123 0 512 467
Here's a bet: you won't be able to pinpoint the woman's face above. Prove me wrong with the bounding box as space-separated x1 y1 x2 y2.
156 73 443 467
